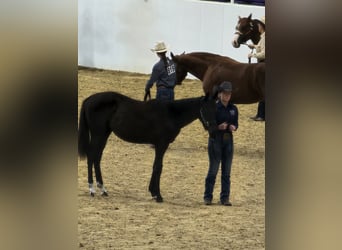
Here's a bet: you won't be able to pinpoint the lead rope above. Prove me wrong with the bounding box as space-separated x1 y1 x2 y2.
248 48 254 64
248 48 254 63
241 43 254 64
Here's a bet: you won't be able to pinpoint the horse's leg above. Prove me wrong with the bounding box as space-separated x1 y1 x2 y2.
87 158 95 196
89 132 110 196
149 143 169 202
87 149 96 196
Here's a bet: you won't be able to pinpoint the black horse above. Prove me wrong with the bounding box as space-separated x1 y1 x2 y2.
78 91 216 202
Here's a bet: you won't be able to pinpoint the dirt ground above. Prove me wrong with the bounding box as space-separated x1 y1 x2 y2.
78 68 265 250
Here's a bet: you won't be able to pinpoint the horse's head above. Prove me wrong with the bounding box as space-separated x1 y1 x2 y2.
232 13 258 48
199 95 217 133
171 52 187 85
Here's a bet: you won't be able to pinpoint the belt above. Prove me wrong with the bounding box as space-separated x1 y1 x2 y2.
157 85 173 89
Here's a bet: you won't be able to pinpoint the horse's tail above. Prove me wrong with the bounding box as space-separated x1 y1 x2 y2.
78 99 89 159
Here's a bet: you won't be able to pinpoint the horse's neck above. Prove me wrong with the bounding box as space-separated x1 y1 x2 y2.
172 98 201 128
251 20 261 44
251 35 260 44
251 32 261 44
183 57 208 80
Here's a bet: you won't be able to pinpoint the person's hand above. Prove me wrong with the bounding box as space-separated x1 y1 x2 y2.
229 124 237 132
247 44 255 49
218 122 228 130
144 89 151 101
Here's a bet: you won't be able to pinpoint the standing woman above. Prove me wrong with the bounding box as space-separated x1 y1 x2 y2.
145 41 177 101
204 81 239 206
248 16 265 121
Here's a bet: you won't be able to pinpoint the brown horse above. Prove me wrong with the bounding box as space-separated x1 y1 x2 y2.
171 52 265 104
231 13 264 48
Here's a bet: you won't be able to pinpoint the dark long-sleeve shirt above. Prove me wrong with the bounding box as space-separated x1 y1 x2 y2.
145 58 176 90
215 101 239 134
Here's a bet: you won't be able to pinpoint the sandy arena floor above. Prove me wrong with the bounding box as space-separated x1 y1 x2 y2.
78 68 265 249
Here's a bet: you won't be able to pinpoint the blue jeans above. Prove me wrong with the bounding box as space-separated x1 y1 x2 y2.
204 133 234 202
156 88 174 101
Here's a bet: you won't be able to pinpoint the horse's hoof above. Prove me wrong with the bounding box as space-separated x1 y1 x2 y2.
152 196 163 202
101 191 108 196
90 192 95 197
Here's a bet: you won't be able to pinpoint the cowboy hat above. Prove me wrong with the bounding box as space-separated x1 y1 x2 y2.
260 16 265 25
218 81 233 92
151 41 169 53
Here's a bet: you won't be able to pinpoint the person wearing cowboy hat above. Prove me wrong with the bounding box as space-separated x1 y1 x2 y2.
203 81 239 206
145 41 177 101
248 16 265 121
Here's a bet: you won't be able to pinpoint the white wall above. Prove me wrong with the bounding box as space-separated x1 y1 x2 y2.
78 0 265 74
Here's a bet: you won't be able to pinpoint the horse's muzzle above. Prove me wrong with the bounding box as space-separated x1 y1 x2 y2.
232 40 240 48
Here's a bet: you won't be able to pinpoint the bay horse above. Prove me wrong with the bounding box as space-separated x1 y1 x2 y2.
78 91 216 202
171 52 265 104
231 13 264 48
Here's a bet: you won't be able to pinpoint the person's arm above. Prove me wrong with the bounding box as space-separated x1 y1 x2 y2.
229 106 239 132
252 35 265 60
145 64 161 91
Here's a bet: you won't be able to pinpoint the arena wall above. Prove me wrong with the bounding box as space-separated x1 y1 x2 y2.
78 0 265 74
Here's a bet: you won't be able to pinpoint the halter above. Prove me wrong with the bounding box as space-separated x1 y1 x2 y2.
199 107 210 129
234 21 254 43
234 26 254 37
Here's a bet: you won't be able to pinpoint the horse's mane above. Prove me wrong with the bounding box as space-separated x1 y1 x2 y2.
185 52 239 64
165 96 203 117
254 19 265 30
147 96 202 106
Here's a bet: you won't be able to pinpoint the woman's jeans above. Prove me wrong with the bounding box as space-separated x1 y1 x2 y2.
204 133 234 202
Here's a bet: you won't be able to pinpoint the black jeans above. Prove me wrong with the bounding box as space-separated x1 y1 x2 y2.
256 100 265 119
255 59 265 119
156 88 174 101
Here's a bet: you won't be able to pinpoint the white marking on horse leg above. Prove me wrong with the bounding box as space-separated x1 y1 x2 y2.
100 185 108 196
89 183 96 196
97 182 108 196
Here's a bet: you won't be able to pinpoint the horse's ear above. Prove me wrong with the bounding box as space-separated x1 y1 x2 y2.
248 13 252 20
171 52 179 62
204 93 216 101
238 15 241 20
